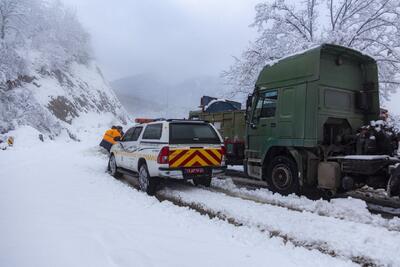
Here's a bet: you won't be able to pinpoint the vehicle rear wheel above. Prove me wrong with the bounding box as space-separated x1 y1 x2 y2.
265 156 300 195
108 154 122 179
193 176 212 187
138 164 159 195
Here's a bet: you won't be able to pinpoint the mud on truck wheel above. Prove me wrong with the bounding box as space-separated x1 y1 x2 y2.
265 156 300 196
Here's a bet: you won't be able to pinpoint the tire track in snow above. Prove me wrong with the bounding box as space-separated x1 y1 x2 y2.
155 189 377 267
119 175 398 266
211 177 400 232
156 183 400 267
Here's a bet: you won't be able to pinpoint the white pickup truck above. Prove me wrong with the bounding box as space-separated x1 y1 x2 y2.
108 119 226 195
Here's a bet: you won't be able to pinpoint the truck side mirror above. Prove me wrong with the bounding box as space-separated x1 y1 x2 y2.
246 94 253 111
245 94 253 124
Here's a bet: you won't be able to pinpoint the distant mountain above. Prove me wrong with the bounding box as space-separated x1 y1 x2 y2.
111 73 230 118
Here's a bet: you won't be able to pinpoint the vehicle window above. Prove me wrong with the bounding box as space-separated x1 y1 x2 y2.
122 127 135 141
131 127 143 141
169 123 220 144
142 124 162 140
254 90 278 119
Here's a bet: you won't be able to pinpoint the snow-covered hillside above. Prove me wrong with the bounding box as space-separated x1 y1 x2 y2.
0 0 127 138
0 62 127 138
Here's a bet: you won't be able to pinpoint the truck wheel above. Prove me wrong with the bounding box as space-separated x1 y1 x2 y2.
193 176 212 187
108 154 122 179
138 163 159 195
387 167 400 197
243 160 249 177
266 156 300 195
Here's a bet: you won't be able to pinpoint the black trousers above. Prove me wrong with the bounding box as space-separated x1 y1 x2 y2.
99 139 113 152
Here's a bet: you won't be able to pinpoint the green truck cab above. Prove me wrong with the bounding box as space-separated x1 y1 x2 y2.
191 44 400 196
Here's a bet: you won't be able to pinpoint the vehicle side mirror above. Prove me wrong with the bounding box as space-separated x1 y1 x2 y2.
245 94 253 124
114 136 121 142
246 94 253 111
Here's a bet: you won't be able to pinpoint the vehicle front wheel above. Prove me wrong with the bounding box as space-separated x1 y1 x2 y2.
193 176 212 187
138 164 159 195
108 154 122 179
265 156 300 195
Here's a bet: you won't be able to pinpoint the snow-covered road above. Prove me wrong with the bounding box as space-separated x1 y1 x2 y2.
0 129 397 266
0 133 357 267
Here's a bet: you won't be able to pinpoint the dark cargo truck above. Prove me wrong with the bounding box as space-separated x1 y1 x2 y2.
189 98 246 165
190 44 400 197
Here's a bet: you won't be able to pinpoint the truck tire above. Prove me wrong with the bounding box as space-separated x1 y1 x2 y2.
138 163 159 196
193 176 212 187
108 154 123 179
265 156 300 195
243 160 249 177
387 166 400 197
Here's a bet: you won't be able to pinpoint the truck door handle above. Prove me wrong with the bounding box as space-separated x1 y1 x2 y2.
270 123 276 128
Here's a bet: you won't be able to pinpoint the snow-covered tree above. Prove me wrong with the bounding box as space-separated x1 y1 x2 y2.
0 0 92 85
0 0 27 42
223 0 400 100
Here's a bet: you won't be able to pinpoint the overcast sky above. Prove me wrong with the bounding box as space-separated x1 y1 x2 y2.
60 0 400 114
61 0 260 82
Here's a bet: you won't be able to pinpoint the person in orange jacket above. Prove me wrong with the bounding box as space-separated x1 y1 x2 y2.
100 126 122 152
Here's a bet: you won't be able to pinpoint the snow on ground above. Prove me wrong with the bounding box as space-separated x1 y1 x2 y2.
0 127 354 267
163 185 400 266
227 165 244 172
212 178 400 231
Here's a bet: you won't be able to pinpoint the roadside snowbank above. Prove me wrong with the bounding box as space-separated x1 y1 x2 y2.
3 126 48 148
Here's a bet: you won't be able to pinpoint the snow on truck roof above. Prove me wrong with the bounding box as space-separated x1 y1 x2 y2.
256 43 377 88
263 44 375 68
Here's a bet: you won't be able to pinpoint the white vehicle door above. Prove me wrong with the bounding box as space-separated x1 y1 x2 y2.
124 126 144 172
118 127 135 168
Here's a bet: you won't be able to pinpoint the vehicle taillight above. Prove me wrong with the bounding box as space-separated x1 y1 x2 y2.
157 146 170 164
220 145 226 165
220 145 226 156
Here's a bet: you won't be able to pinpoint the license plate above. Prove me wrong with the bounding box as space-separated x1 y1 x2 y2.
184 168 205 174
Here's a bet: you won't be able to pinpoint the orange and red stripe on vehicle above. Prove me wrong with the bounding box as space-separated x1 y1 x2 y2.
169 148 222 168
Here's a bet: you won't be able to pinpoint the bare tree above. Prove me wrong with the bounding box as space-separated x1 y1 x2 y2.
223 0 400 100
